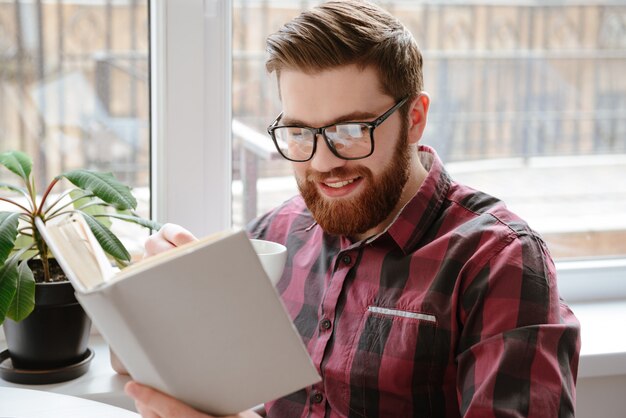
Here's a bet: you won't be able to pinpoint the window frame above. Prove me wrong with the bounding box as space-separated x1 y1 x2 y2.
151 0 232 237
557 259 626 303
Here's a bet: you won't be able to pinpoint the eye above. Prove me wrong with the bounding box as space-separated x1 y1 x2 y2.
275 127 304 142
290 128 313 143
334 124 368 138
326 124 369 143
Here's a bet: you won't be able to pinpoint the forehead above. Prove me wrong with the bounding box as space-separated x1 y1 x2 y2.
278 65 389 126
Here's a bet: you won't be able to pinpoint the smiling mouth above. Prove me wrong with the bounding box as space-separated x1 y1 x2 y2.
324 178 357 188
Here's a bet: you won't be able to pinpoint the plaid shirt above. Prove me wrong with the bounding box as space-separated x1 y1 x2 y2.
248 145 580 418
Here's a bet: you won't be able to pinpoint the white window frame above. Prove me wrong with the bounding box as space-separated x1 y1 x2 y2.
151 0 232 237
557 259 626 303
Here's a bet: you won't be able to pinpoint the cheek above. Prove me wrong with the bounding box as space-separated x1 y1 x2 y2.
377 118 409 161
368 143 396 174
371 124 400 154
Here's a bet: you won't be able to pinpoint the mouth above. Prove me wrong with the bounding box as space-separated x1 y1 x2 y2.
317 176 363 197
324 178 356 188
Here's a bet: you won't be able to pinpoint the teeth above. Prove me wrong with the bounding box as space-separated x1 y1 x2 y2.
325 179 355 188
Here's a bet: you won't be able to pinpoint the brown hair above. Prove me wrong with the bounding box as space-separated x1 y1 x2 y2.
265 0 423 106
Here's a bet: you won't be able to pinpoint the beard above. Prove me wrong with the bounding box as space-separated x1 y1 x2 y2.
296 128 412 237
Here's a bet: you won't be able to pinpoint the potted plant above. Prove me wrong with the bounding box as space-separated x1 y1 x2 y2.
0 150 160 383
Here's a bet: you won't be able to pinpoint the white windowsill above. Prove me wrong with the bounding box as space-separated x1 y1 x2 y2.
0 301 624 406
571 300 626 379
0 335 134 410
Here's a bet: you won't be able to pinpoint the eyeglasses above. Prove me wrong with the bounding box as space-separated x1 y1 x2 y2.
267 96 409 162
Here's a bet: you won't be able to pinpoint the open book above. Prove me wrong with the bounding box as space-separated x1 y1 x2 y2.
35 213 320 416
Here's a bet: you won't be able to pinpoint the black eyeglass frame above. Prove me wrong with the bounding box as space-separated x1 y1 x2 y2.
267 96 410 162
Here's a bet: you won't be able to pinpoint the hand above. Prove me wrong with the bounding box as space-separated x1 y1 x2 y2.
144 223 198 257
125 381 262 418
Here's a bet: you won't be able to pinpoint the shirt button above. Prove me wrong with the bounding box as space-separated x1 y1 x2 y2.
320 318 332 331
342 255 351 264
311 392 324 404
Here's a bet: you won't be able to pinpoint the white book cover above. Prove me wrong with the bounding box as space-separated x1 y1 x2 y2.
35 213 320 416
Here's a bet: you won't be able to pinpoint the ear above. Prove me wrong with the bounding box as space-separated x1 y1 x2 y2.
407 93 430 145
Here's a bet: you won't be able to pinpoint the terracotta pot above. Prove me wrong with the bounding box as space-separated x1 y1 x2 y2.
2 279 92 370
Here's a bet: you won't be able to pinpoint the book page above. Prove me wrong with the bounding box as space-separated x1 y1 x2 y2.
36 213 115 291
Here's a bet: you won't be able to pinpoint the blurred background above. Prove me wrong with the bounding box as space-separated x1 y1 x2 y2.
1 0 625 260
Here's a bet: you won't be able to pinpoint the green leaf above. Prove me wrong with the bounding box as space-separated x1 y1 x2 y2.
61 170 137 210
7 261 35 322
113 257 130 270
82 213 131 262
95 213 162 231
0 260 18 325
0 151 32 183
70 190 112 228
0 212 20 265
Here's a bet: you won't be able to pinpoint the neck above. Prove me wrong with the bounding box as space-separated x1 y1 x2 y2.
353 148 428 242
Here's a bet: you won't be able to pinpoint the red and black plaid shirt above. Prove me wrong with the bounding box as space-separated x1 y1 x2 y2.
248 145 580 418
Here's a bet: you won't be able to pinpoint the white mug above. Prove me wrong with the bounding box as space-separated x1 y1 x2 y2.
250 239 287 286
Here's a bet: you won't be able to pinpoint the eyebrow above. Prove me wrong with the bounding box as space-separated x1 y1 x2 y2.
280 110 379 127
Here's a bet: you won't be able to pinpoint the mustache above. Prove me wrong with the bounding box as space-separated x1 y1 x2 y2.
305 166 371 183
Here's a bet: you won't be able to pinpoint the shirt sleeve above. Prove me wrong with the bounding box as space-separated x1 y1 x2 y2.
456 229 581 417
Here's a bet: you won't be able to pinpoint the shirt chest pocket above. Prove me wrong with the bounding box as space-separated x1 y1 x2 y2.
345 306 438 418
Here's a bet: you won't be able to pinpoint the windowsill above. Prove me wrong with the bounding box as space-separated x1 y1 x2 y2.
571 300 626 379
0 301 624 404
0 335 134 410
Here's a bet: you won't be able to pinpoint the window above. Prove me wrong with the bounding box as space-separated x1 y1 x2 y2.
0 0 150 255
4 1 621 306
231 1 626 269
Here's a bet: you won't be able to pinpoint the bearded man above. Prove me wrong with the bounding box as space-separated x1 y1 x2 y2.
122 1 580 417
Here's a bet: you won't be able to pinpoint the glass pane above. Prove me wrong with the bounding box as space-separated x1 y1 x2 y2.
231 1 626 261
0 0 150 258
232 1 303 228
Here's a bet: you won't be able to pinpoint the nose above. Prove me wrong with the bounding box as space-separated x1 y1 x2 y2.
309 134 347 173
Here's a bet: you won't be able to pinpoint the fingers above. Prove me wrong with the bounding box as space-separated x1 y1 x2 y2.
144 235 176 257
135 401 161 418
160 224 197 246
126 381 210 418
144 223 198 257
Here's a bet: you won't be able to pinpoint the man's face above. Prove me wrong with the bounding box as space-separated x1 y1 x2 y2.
278 65 412 237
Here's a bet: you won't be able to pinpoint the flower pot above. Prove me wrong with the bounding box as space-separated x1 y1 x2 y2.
2 280 92 370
